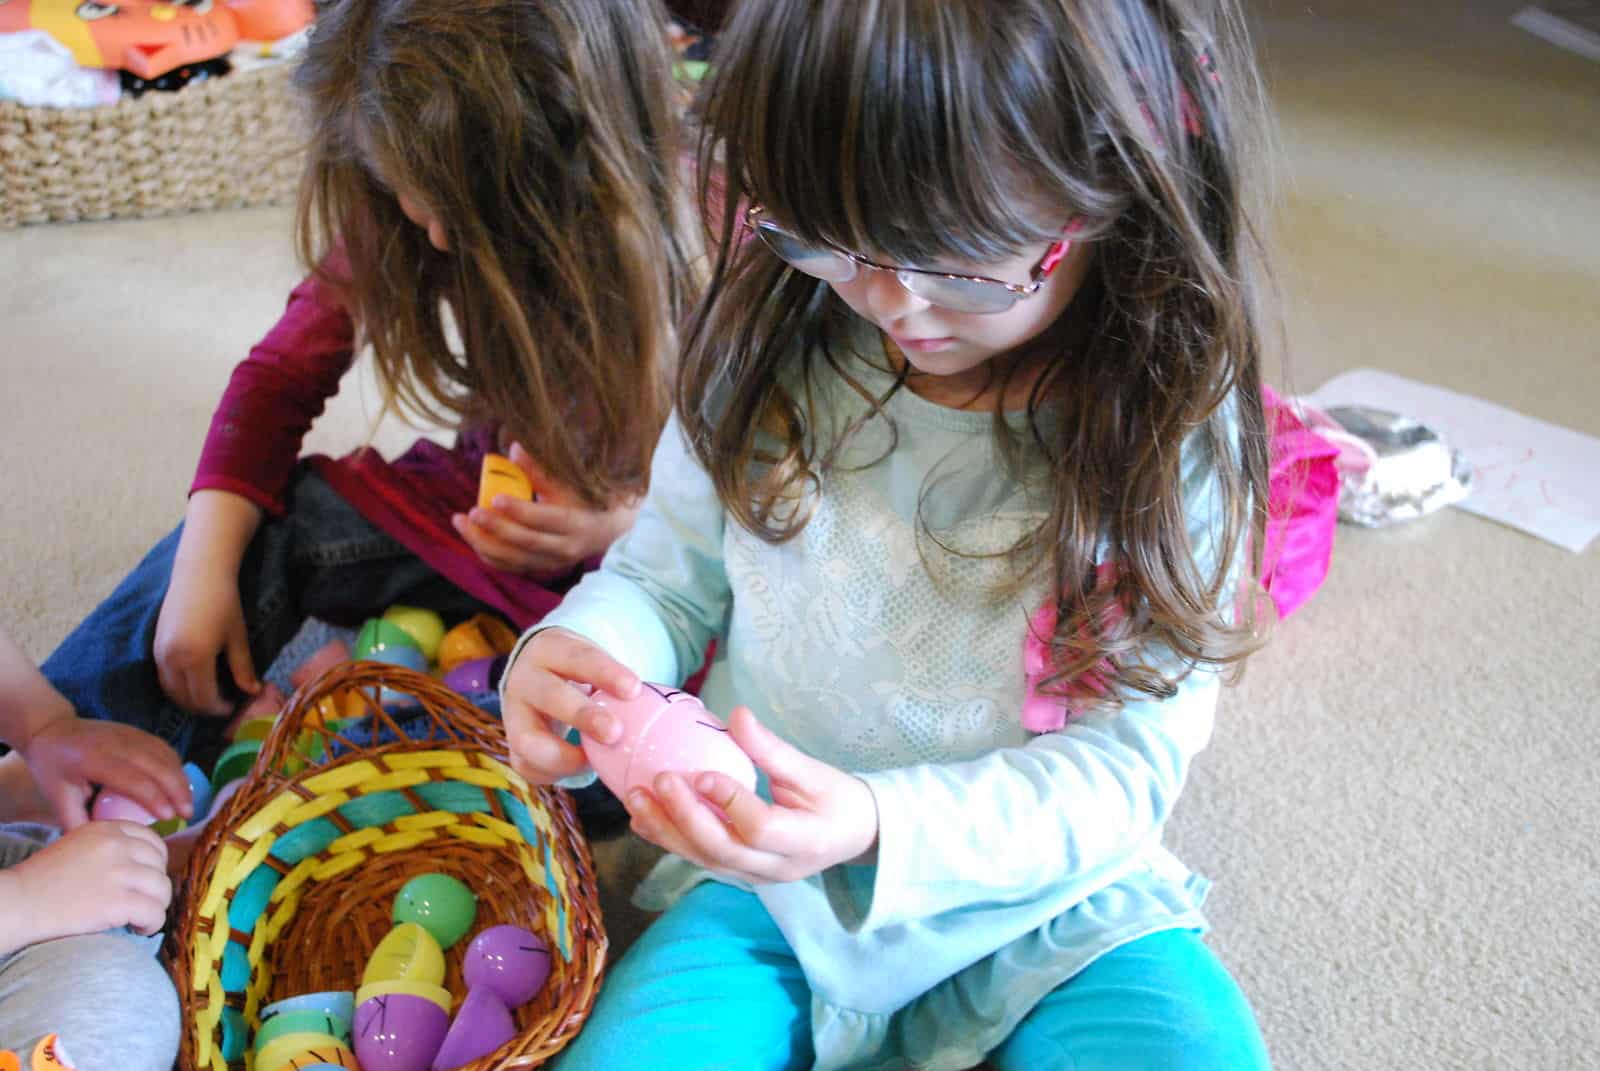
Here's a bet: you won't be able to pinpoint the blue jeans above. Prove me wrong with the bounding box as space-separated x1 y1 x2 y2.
554 883 1270 1071
41 469 495 768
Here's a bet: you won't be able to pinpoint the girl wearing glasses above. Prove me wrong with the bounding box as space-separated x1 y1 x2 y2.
504 0 1274 1068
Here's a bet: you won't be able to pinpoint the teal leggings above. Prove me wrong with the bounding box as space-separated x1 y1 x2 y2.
556 882 1269 1071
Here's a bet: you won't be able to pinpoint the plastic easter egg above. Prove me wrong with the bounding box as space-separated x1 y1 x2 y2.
436 614 518 673
365 644 430 707
581 684 757 802
276 1043 360 1071
261 992 356 1028
279 730 329 776
441 657 497 697
90 791 159 825
353 992 450 1071
254 1008 351 1051
211 739 263 790
356 618 423 661
307 688 366 728
354 980 453 1016
219 1006 248 1062
152 816 187 836
462 925 551 1008
233 715 277 743
180 761 214 818
393 874 477 950
429 988 516 1071
363 923 447 988
382 606 446 662
254 1031 345 1071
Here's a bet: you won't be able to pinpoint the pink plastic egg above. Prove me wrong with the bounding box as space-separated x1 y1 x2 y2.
430 988 515 1071
90 791 160 825
462 925 550 1008
580 684 757 801
353 993 449 1071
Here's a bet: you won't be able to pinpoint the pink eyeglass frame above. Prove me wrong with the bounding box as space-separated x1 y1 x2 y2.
745 204 1086 305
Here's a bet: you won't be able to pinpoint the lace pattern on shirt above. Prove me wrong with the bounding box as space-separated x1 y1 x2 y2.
725 465 1048 773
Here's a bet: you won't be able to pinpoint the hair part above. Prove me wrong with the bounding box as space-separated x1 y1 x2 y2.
681 0 1277 712
295 0 698 505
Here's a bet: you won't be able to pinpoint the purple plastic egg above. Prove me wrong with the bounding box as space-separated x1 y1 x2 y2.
441 657 497 697
353 993 450 1071
462 926 550 1008
430 988 515 1071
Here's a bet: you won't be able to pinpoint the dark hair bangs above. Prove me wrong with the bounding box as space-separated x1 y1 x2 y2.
713 0 1078 265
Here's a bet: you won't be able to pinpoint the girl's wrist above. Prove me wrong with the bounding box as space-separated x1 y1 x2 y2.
8 696 76 754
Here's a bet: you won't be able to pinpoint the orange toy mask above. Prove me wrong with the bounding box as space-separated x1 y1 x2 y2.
0 0 311 79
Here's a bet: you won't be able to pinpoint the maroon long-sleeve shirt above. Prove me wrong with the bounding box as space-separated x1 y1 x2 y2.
190 269 577 628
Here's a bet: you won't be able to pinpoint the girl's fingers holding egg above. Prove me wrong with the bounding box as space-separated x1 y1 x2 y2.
692 771 774 847
645 774 786 880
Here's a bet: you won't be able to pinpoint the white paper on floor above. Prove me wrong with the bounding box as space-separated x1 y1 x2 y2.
1309 368 1600 553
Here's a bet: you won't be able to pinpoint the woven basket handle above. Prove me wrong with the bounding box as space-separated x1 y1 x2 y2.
251 660 507 791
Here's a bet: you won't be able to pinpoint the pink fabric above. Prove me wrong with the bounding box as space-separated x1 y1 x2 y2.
1259 383 1342 621
1022 386 1343 731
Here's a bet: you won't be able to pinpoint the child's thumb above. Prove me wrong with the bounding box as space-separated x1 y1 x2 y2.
50 782 91 831
727 707 815 786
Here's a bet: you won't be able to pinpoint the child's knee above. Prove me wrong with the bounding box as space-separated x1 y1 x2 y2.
0 933 180 1071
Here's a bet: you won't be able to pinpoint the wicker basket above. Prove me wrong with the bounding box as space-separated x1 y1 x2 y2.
165 661 607 1071
0 63 305 228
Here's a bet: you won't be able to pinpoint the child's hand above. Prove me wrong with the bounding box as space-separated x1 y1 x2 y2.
626 707 880 885
20 716 190 830
154 554 259 717
0 821 172 954
500 628 641 784
452 443 640 577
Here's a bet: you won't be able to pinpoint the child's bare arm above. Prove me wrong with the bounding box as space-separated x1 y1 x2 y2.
154 489 265 716
0 629 76 757
0 628 190 829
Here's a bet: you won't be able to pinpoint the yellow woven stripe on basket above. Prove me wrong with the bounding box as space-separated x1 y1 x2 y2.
392 811 462 835
448 765 510 790
260 882 306 952
192 981 222 1071
197 842 248 921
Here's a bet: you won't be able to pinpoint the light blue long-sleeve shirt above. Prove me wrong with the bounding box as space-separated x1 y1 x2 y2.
512 350 1235 1070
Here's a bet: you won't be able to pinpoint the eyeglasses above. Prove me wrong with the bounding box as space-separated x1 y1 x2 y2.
745 205 1083 315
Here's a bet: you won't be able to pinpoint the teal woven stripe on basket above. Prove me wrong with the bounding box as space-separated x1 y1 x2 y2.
414 779 495 814
270 817 343 866
542 833 571 962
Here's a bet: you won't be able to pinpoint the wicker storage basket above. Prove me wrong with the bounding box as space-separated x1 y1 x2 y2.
166 660 606 1071
0 62 304 228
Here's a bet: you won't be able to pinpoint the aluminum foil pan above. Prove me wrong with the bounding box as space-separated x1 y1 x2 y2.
1323 405 1473 527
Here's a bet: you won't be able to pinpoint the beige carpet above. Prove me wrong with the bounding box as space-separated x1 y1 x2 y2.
2 2 1597 1067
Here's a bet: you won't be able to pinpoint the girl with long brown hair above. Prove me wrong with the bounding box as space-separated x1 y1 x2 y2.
31 0 698 804
502 0 1276 1066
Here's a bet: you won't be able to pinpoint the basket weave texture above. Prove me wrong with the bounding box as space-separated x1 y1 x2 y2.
0 63 304 228
165 660 607 1071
